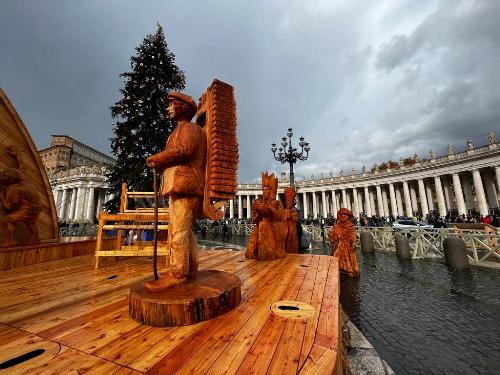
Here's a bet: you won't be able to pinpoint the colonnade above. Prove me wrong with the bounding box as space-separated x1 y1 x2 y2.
229 166 499 220
54 185 110 221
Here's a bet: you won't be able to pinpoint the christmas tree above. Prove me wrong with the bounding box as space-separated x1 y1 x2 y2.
105 24 186 212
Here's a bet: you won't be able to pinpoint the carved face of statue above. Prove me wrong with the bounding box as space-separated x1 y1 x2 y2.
338 212 349 223
262 186 273 201
167 100 183 120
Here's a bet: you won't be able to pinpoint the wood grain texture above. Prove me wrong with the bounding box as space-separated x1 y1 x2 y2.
0 88 58 246
0 250 342 374
0 237 115 270
129 270 241 326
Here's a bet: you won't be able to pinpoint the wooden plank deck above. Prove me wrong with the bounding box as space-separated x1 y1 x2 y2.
0 250 341 374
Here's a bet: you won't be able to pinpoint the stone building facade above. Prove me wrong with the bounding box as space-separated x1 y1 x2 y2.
39 135 114 222
231 138 500 220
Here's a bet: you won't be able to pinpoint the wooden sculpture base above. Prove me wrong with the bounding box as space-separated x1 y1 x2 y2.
129 270 241 327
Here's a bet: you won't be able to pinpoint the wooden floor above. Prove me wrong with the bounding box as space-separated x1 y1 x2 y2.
0 250 341 374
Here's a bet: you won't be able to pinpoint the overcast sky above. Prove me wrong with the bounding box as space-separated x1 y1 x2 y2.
1 0 499 183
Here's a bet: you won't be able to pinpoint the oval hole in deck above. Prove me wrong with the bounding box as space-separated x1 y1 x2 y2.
278 305 299 311
0 348 46 369
107 275 118 279
299 264 308 268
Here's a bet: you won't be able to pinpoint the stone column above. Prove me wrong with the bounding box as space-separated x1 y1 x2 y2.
303 192 309 219
321 191 327 218
369 190 376 217
402 181 413 217
246 195 251 219
472 170 488 216
417 179 429 217
434 176 447 217
312 191 318 218
60 189 68 219
484 173 498 210
409 184 418 215
425 182 435 212
364 187 372 216
352 188 359 217
346 192 352 211
358 191 364 214
452 173 466 216
229 199 234 219
442 178 454 211
238 195 243 218
389 183 398 217
74 186 83 220
331 189 337 217
462 175 475 211
69 188 77 220
382 187 389 217
341 189 347 208
86 187 96 220
96 189 104 215
376 185 384 217
55 189 62 216
395 186 404 217
334 192 340 218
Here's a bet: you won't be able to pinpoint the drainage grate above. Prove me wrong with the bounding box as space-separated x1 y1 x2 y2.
271 300 315 319
0 349 45 369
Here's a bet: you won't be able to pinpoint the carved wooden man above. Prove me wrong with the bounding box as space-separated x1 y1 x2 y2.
245 172 286 260
146 92 206 290
328 208 359 278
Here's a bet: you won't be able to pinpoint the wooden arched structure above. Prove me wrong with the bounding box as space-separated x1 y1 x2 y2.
0 88 59 247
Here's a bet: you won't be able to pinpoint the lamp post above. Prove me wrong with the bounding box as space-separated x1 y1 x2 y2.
271 128 310 188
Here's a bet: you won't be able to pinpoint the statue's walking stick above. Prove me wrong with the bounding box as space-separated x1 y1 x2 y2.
152 168 159 280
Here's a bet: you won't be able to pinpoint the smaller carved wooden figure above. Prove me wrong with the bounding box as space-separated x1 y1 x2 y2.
245 172 286 260
284 187 298 254
329 208 359 278
0 145 42 247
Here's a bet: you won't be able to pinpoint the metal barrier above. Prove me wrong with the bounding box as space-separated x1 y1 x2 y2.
72 220 498 266
357 226 500 265
59 224 98 237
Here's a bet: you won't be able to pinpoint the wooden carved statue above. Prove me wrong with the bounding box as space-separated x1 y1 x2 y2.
329 208 359 278
245 172 287 260
146 92 206 291
284 187 298 254
144 81 239 292
0 145 42 247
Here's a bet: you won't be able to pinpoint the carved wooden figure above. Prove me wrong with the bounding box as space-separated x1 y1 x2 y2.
130 81 240 326
328 208 359 278
284 187 299 254
145 92 206 291
0 145 42 246
245 172 287 260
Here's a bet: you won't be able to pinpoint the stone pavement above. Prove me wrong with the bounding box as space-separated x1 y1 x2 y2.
340 249 500 375
348 321 395 374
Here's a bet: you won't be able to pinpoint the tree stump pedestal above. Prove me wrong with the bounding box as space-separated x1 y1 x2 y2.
129 270 241 327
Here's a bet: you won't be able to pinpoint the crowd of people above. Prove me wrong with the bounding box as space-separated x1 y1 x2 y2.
199 210 500 231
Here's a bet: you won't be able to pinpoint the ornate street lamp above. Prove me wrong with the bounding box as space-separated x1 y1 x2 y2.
271 128 310 188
